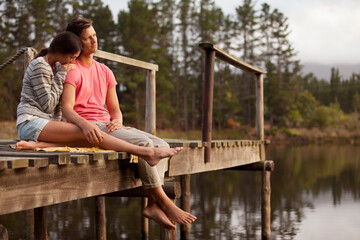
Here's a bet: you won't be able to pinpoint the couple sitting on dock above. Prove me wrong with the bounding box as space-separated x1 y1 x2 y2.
15 17 196 230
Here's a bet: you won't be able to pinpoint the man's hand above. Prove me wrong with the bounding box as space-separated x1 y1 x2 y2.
81 121 104 144
106 119 123 132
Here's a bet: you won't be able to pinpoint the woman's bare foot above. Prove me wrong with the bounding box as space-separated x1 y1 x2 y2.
162 200 197 225
142 147 183 167
15 140 37 150
142 203 176 230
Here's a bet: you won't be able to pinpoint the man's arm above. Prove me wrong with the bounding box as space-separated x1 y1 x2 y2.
61 83 104 144
105 86 123 132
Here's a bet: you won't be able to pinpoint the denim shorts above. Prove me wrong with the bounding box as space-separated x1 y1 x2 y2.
17 117 50 141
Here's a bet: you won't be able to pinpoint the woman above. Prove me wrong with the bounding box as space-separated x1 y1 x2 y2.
16 31 181 167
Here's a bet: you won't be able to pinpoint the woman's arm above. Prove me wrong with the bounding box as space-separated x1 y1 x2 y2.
30 61 67 113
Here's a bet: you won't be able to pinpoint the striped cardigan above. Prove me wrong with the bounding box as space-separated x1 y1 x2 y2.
17 57 67 122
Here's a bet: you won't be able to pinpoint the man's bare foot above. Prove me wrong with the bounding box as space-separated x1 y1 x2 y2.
143 203 176 230
142 147 183 167
162 200 197 224
15 140 37 150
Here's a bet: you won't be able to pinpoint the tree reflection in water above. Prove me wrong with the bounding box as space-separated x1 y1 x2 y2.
1 145 359 239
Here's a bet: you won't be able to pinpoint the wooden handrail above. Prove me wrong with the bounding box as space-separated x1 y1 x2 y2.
199 43 266 74
94 50 159 71
199 42 266 163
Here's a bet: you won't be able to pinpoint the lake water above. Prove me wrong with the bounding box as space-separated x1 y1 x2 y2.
1 144 360 239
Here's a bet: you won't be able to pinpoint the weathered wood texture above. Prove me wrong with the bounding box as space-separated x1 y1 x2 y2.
146 69 156 135
94 50 158 71
262 171 271 239
95 196 106 240
180 174 191 240
256 73 265 161
199 43 266 75
167 141 262 177
202 49 216 163
0 154 141 215
34 207 47 240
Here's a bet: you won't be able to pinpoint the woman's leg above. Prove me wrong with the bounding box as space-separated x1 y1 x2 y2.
17 121 182 166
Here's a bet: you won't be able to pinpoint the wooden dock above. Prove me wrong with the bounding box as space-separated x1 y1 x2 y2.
0 43 273 239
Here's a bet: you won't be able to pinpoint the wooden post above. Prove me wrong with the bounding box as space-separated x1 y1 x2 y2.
255 73 265 160
144 68 157 238
34 207 47 240
141 198 149 240
261 171 271 240
26 209 34 240
95 196 106 240
146 69 156 135
180 175 191 240
256 73 271 239
24 47 36 70
160 198 177 240
202 49 215 163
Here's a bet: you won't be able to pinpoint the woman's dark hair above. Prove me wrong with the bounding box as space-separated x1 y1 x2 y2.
35 31 83 58
66 17 93 37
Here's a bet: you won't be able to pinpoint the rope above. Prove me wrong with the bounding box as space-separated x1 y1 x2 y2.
0 47 37 71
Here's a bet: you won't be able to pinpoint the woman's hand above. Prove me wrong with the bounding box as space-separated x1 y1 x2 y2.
106 119 123 132
61 63 76 71
81 121 104 144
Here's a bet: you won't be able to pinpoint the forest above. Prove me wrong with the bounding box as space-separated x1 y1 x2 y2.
0 0 359 134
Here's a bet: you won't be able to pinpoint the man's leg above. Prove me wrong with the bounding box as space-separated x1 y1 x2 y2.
95 123 196 227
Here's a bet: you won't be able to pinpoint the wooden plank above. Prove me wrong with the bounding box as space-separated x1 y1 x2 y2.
199 43 266 74
29 158 49 168
71 155 89 164
94 50 158 71
105 152 119 160
0 151 70 165
167 144 261 176
0 159 142 215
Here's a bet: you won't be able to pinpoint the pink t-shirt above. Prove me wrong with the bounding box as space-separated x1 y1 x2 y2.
65 59 117 122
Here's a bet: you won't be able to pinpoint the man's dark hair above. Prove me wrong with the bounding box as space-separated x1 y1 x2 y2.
66 17 93 37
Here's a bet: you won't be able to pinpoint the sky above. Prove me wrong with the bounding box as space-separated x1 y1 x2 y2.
103 0 360 77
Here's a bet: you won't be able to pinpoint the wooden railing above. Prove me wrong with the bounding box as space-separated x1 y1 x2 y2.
94 50 158 136
199 43 270 239
199 42 267 163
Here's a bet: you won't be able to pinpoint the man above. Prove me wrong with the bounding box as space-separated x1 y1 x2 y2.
62 17 196 230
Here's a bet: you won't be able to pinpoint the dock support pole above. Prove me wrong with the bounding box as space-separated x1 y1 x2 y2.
256 73 271 239
26 209 34 240
180 174 191 240
261 171 271 240
141 198 149 240
160 198 177 240
34 207 47 240
202 49 215 163
95 196 106 240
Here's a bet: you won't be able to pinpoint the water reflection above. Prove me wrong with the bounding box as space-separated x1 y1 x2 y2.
1 145 359 239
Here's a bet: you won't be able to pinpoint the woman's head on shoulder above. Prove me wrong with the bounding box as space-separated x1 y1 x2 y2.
35 31 83 65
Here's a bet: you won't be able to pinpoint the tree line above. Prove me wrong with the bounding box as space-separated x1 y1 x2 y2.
0 0 359 131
